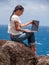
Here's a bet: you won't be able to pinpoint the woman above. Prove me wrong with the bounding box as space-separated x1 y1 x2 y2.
8 5 36 56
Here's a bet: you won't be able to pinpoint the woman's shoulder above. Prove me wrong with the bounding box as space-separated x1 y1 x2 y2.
12 14 19 18
11 14 19 21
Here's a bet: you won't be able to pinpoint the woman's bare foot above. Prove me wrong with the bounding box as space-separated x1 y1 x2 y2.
31 45 36 56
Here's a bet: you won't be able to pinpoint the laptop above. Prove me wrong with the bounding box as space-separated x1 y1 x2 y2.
22 20 39 33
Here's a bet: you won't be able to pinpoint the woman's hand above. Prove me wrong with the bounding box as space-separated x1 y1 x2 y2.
29 21 33 24
31 20 38 27
29 20 35 24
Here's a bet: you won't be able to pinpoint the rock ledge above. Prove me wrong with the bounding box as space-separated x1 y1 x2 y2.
0 40 49 65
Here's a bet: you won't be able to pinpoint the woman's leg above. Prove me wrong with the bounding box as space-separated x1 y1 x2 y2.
10 33 36 55
30 44 36 56
28 33 36 56
10 33 32 44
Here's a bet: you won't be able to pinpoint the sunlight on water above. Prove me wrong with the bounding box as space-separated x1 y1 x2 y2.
36 41 42 45
47 54 49 56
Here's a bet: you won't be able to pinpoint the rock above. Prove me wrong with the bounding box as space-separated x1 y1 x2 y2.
0 40 10 65
37 56 49 65
0 40 7 47
0 40 38 65
0 40 49 65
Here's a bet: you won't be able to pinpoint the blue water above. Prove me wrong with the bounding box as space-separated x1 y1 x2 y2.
0 25 49 56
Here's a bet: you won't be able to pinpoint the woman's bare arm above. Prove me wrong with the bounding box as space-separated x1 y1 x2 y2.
20 21 32 27
14 21 21 31
14 21 31 32
20 20 37 27
14 20 37 32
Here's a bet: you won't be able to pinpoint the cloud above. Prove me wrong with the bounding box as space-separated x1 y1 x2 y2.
0 0 49 12
24 2 49 12
0 0 49 26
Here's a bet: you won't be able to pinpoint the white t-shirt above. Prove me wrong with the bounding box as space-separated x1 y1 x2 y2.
8 14 22 35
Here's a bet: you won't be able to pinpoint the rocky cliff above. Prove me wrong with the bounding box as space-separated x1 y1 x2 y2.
0 40 49 65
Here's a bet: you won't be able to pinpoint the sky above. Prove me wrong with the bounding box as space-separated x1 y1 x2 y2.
0 0 49 26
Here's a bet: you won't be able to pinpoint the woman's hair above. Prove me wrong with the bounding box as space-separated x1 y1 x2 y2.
10 5 24 21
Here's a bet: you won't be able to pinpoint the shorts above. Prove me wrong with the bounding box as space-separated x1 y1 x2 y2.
10 32 35 47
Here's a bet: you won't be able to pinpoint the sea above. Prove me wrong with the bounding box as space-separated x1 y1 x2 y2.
0 25 49 56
